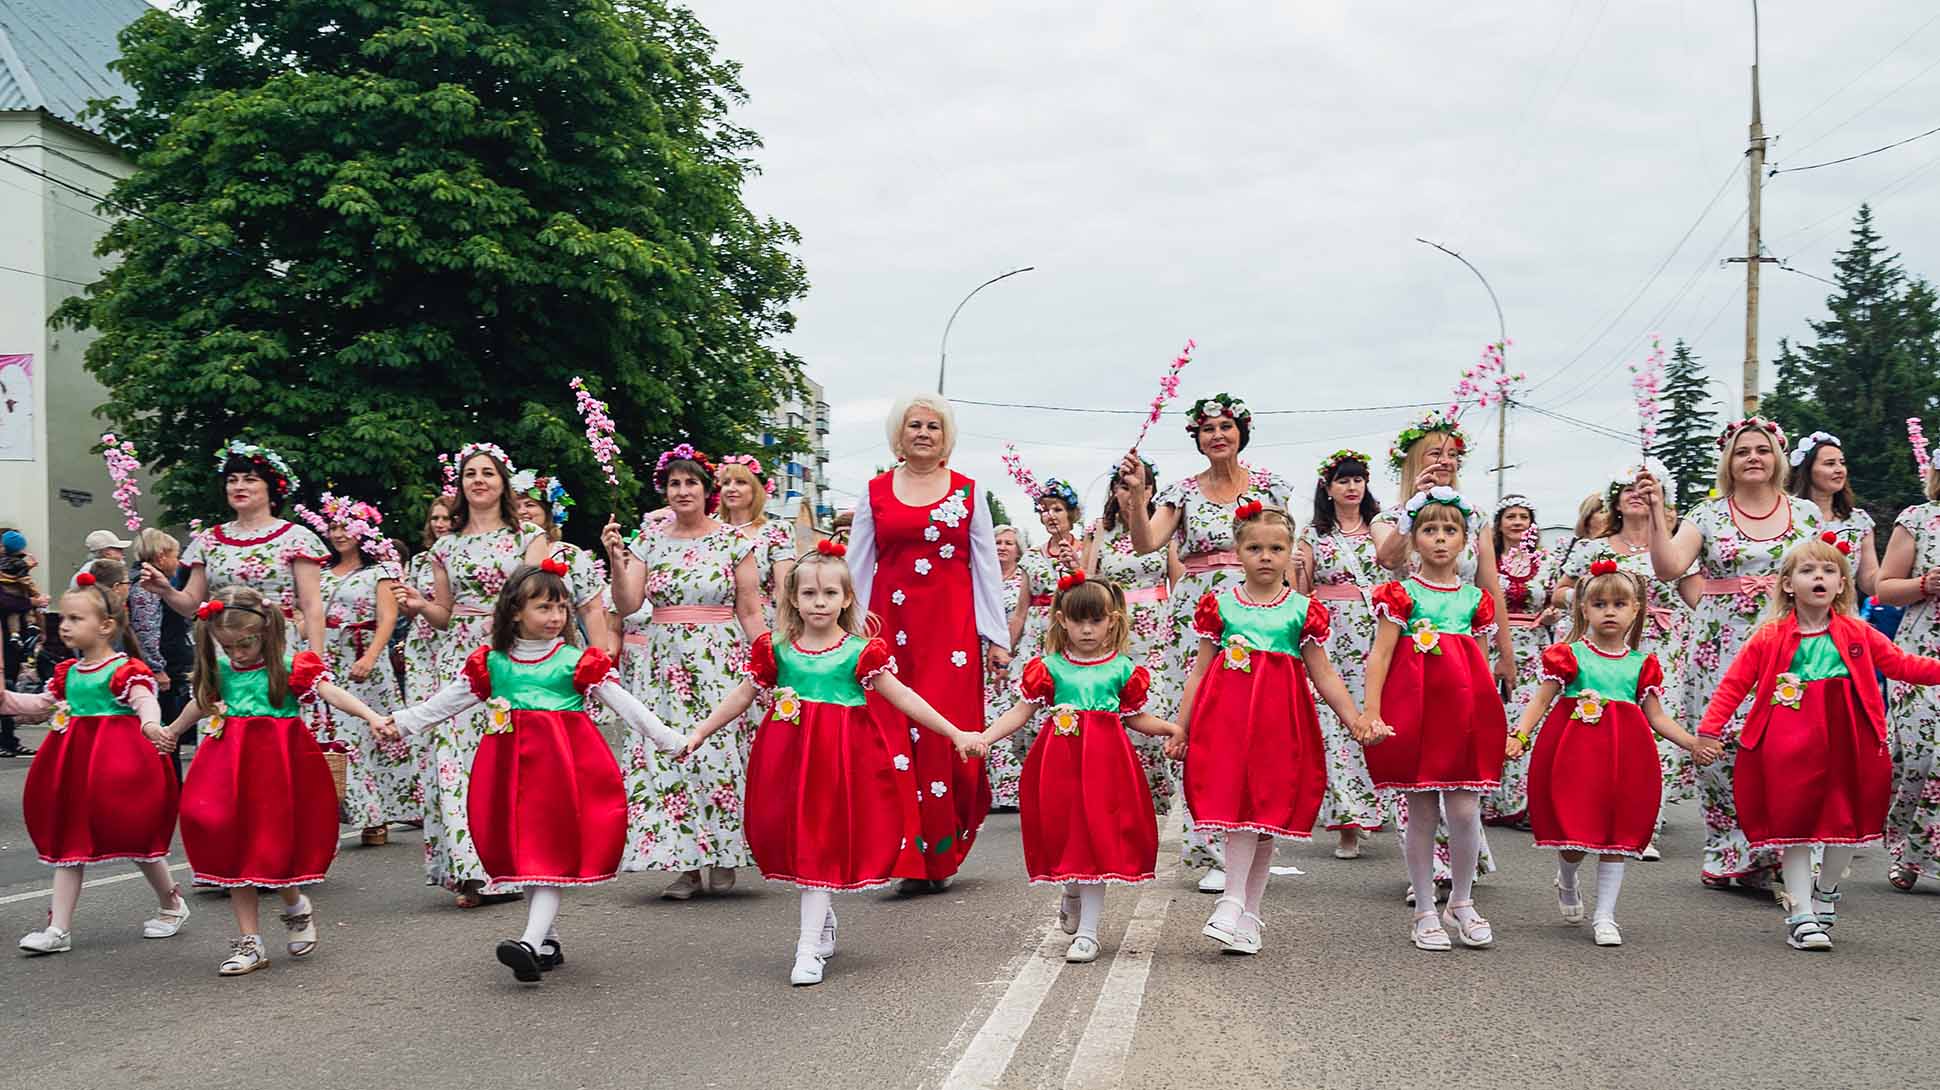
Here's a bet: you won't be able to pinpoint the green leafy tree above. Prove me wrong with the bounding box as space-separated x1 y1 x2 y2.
58 0 807 542
986 491 1010 527
1650 338 1720 514
1761 205 1940 527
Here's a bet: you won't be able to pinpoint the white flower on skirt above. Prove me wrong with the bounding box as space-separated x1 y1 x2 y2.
910 726 921 742
896 630 908 645
951 650 968 667
891 589 906 605
893 754 911 771
914 558 932 575
924 525 941 542
938 544 955 559
930 780 948 798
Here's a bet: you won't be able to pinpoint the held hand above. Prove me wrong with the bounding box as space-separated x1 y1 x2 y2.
1362 716 1393 745
369 715 400 742
1689 735 1724 765
1922 569 1940 598
989 646 1012 671
676 731 704 761
953 730 986 760
1163 731 1188 761
156 673 172 692
144 722 178 754
1505 735 1525 760
349 657 375 682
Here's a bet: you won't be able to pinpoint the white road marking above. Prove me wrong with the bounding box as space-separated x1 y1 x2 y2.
939 922 1074 1090
1061 883 1172 1090
0 828 366 906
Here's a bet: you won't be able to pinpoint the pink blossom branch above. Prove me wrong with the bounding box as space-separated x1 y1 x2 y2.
1130 338 1197 451
100 433 143 532
570 376 621 487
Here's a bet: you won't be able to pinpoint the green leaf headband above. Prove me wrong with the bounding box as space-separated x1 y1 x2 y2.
1387 411 1468 478
1186 393 1251 432
1316 448 1372 482
213 439 300 496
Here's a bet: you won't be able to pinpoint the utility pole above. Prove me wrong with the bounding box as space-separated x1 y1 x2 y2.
1727 0 1777 415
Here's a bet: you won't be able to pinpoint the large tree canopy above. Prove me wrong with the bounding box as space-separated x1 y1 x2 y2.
59 0 807 536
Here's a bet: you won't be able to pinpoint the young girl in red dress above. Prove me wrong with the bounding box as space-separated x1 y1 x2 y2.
1698 534 1940 951
158 585 388 976
1508 561 1719 947
1363 487 1507 952
10 574 187 955
980 572 1180 964
1172 502 1367 956
687 543 982 986
392 561 684 983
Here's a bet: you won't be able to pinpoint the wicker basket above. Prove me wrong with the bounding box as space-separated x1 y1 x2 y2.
321 749 348 803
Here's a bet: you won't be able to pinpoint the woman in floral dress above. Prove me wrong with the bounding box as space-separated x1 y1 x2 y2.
309 496 409 845
604 446 764 899
1880 463 1940 890
1558 461 1696 859
1295 450 1386 857
984 525 1028 810
396 443 549 905
1790 432 1879 596
848 396 1010 893
510 469 611 649
395 495 455 826
1007 481 1082 764
1483 495 1561 826
141 440 329 654
1083 458 1182 819
717 455 797 630
1644 417 1820 888
1117 394 1292 887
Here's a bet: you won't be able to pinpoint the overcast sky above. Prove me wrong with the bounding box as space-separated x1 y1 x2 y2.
684 0 1940 534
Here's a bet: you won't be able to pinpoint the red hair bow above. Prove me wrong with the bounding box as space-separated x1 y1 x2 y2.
1057 570 1086 593
539 558 569 577
1234 500 1264 520
75 571 96 587
816 539 847 558
1821 531 1852 556
196 600 225 620
1588 559 1619 577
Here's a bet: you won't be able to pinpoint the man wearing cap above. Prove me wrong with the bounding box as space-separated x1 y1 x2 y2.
69 529 131 592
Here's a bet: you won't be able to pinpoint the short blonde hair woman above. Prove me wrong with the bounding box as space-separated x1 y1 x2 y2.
885 395 959 463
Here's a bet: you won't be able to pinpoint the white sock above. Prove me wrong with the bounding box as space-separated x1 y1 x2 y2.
1592 862 1624 924
1076 885 1106 941
519 887 563 949
1556 857 1582 900
1442 791 1483 909
1403 792 1442 911
798 889 833 953
1780 845 1815 915
1240 834 1274 916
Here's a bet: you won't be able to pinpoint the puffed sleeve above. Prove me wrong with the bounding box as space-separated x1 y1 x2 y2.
282 525 333 566
1300 599 1332 647
462 647 493 701
1636 653 1665 702
1370 581 1414 626
1539 643 1577 686
48 658 75 701
856 637 896 688
572 647 617 693
745 632 779 689
1470 588 1497 632
179 531 208 570
1017 657 1056 705
1118 665 1151 715
1896 505 1925 535
110 658 157 702
288 650 331 699
1192 593 1224 641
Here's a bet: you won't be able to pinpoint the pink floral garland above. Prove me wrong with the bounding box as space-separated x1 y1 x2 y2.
100 433 143 532
295 493 398 564
1909 417 1933 478
1131 338 1196 452
1001 442 1044 501
569 377 621 487
1630 334 1665 452
1445 340 1521 422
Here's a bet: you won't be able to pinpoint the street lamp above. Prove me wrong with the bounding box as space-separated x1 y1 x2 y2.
1417 238 1511 505
937 265 1034 395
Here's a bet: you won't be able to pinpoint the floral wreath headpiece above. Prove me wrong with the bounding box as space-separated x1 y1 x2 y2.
1110 455 1159 491
653 443 718 495
1608 456 1676 510
452 441 519 479
1037 478 1081 512
509 470 574 526
213 440 300 497
1788 430 1840 467
1387 410 1469 478
717 454 778 497
1715 416 1787 451
294 493 398 563
1186 393 1251 433
1497 493 1536 519
1316 448 1372 482
1396 486 1482 535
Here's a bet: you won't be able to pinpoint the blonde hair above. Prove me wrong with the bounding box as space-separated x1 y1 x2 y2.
1408 501 1470 545
1765 538 1859 623
886 395 958 462
1395 432 1464 506
775 550 866 643
135 527 179 566
715 463 768 530
60 575 144 667
1714 421 1791 498
1047 578 1130 657
1574 492 1608 538
1234 506 1297 545
1566 569 1646 650
193 585 288 709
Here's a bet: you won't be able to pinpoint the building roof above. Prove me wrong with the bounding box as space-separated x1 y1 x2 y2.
0 0 152 134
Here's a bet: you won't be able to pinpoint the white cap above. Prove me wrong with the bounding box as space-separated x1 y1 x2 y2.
85 530 132 551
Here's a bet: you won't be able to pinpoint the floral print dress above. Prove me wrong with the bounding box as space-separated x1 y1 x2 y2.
1155 467 1292 870
180 520 331 647
316 561 412 827
547 538 608 614
620 525 754 873
1298 525 1386 832
985 569 1026 809
1682 496 1820 880
1485 543 1558 824
1006 547 1073 756
422 524 543 891
396 549 444 823
732 520 796 629
1091 519 1176 817
1887 503 1940 880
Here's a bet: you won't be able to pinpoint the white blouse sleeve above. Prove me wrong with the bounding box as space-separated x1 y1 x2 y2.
392 675 482 736
967 478 1011 650
846 486 879 611
589 679 685 753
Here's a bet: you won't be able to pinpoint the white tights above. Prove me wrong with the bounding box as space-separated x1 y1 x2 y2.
798 889 834 951
519 887 563 949
1780 844 1855 915
1062 883 1107 940
1404 791 1482 911
1219 831 1276 916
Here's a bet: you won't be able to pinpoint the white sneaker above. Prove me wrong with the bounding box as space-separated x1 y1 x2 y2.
790 947 826 986
143 892 190 939
1065 935 1101 963
280 896 317 958
218 934 269 976
1196 868 1227 894
1592 919 1623 947
815 909 838 959
661 871 703 901
1640 838 1663 862
18 926 72 955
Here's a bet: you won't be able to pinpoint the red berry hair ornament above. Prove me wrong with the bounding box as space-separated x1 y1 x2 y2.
1821 530 1853 556
196 600 225 620
815 539 847 558
1056 570 1087 593
1588 559 1619 577
539 558 569 577
1234 500 1264 521
74 571 96 587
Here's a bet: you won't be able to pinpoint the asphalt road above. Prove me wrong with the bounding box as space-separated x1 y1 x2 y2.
3 719 1936 1090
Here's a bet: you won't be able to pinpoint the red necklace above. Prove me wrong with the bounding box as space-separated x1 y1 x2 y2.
1728 492 1782 521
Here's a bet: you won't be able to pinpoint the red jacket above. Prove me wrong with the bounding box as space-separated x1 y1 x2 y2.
1699 612 1940 748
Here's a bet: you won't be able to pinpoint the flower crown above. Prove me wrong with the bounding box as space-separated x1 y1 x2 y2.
452 441 519 478
214 440 300 496
1497 493 1535 518
295 493 398 563
509 470 574 526
1387 411 1469 477
1396 486 1481 534
1037 478 1081 512
1186 393 1251 433
1608 457 1676 509
1788 430 1840 467
718 454 778 497
653 443 717 494
1715 416 1787 451
1316 448 1371 482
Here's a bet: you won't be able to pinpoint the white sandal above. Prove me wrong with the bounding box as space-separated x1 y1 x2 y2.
1065 935 1101 963
1410 910 1451 952
1592 919 1623 947
1201 896 1245 948
281 896 318 958
1555 877 1585 924
1441 900 1494 948
1224 911 1264 955
218 935 268 976
143 889 191 939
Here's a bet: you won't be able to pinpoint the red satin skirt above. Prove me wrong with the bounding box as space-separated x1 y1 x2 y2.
1184 648 1325 839
1736 677 1890 849
745 701 919 891
1365 635 1507 792
1527 700 1661 857
1021 710 1157 884
470 710 626 885
180 715 339 887
24 715 179 866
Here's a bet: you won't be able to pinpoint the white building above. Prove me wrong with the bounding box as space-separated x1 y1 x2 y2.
0 0 158 581
761 373 831 527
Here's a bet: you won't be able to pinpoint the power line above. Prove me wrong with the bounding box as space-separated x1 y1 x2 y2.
1770 122 1940 177
1768 144 1940 255
0 153 267 271
1781 51 1940 162
1780 10 1940 138
951 396 1448 417
1775 261 1838 288
0 262 93 287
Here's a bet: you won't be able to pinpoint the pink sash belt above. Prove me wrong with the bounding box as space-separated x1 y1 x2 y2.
652 605 734 625
1506 612 1545 629
1181 550 1240 576
623 631 652 648
1122 585 1169 604
1646 606 1678 634
1698 574 1777 598
1310 584 1364 603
